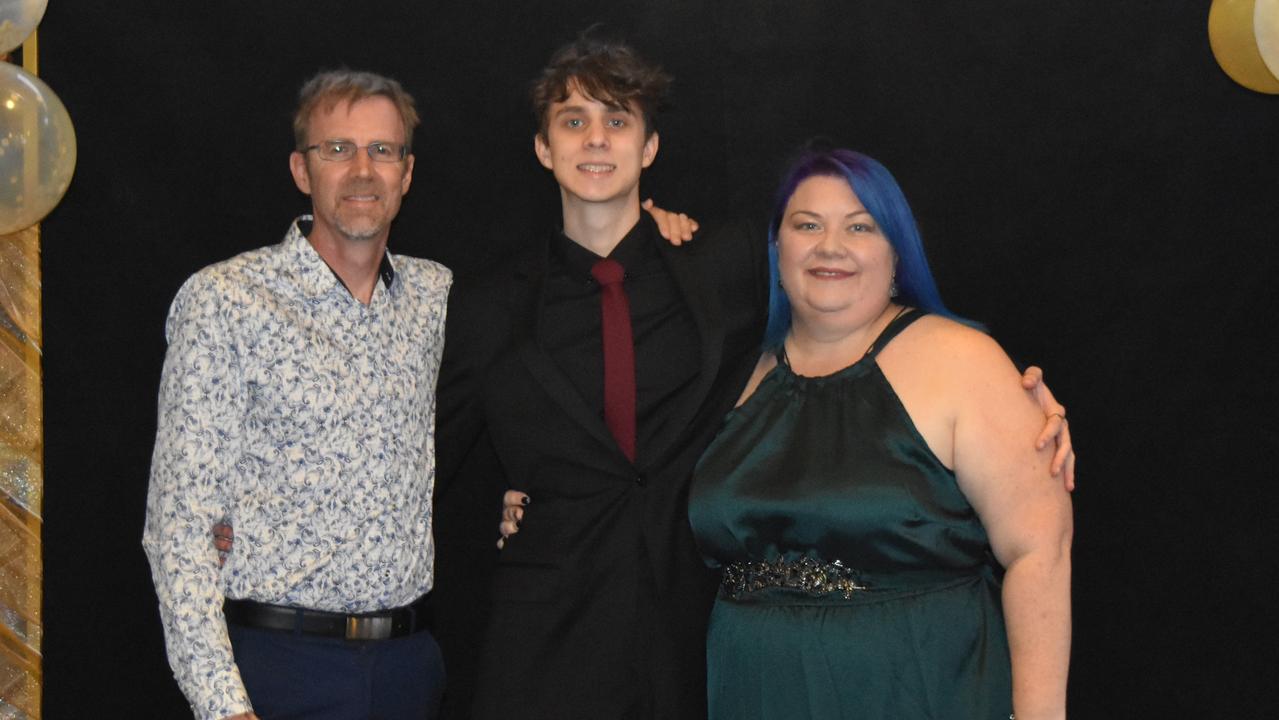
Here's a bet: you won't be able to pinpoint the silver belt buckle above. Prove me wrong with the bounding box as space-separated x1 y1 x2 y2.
345 615 392 640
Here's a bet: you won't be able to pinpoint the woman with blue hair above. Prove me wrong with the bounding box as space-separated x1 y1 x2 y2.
687 149 1072 719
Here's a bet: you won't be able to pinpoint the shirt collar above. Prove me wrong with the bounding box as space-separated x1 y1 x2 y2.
286 215 398 300
552 216 656 280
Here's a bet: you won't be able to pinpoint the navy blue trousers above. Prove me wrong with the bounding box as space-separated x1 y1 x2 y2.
228 623 445 719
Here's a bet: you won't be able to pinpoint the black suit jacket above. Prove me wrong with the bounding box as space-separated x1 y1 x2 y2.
436 216 766 719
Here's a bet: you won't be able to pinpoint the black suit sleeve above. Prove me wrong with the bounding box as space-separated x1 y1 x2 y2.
696 216 771 344
432 270 513 719
435 271 508 498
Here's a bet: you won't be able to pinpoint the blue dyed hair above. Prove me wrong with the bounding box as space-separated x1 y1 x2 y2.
763 148 974 348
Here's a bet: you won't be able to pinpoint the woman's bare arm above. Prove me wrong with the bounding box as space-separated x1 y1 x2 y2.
948 330 1073 720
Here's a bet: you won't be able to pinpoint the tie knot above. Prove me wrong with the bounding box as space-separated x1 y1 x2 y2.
591 258 625 286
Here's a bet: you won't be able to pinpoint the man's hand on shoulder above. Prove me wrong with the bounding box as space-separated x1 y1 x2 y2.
1021 366 1076 490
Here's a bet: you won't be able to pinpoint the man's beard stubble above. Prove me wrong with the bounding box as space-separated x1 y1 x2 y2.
334 177 391 242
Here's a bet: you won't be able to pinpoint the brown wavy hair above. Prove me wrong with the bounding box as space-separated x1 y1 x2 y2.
531 35 671 140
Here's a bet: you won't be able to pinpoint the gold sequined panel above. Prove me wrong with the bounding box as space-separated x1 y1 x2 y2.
0 25 46 718
0 224 42 717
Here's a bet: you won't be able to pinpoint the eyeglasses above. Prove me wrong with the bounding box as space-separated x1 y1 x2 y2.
302 140 409 163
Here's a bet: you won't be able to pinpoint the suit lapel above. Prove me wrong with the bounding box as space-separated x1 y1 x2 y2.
641 233 725 469
507 224 730 468
508 241 620 455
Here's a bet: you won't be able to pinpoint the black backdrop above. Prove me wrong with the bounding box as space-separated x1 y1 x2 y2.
37 1 1278 717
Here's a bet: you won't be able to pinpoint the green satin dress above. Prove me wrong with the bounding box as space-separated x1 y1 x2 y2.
689 310 1013 719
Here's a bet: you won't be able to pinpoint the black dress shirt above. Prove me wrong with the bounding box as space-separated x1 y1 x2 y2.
541 219 700 466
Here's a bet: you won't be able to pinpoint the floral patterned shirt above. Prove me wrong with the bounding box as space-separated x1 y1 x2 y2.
142 217 452 720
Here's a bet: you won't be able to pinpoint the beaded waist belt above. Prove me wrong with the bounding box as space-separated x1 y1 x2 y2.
722 556 868 600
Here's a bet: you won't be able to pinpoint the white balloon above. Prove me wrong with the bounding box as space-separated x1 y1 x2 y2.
0 0 47 54
1257 0 1279 82
1208 0 1279 94
0 62 76 234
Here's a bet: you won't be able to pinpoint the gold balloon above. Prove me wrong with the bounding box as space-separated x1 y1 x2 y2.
1256 0 1279 82
1209 0 1279 93
0 0 48 54
0 62 76 235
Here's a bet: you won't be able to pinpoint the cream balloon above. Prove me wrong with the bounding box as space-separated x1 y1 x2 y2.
0 62 76 234
1209 0 1279 93
0 0 47 54
1257 0 1279 82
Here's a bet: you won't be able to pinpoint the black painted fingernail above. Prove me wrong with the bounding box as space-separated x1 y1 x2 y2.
521 496 530 505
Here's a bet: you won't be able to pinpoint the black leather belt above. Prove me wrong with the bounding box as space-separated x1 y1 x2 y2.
224 594 431 640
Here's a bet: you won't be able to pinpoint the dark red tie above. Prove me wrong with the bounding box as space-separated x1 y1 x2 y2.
591 258 636 462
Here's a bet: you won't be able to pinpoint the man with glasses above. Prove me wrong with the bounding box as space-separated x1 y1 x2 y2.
143 70 450 720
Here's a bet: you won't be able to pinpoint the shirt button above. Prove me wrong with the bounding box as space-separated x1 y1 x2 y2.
634 474 646 487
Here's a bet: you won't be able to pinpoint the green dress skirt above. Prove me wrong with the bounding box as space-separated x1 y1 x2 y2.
688 310 1013 719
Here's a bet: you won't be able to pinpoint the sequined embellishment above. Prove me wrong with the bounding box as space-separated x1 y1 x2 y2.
722 557 868 600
